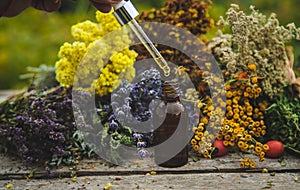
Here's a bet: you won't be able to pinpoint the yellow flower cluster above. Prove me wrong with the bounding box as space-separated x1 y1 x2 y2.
240 157 256 169
219 80 269 166
91 46 137 96
190 76 226 158
221 81 267 138
55 42 87 87
91 49 137 96
71 20 102 44
240 142 270 168
192 100 225 158
190 75 270 167
191 121 215 153
95 11 121 34
55 11 137 96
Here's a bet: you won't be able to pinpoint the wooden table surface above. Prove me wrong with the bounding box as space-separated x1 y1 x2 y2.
0 153 299 189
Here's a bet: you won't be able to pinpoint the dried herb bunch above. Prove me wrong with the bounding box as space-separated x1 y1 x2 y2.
209 4 300 99
190 78 270 168
138 0 214 37
265 88 300 155
190 4 300 168
55 11 137 97
0 87 95 166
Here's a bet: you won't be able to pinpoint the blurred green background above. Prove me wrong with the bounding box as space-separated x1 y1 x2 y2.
0 0 299 89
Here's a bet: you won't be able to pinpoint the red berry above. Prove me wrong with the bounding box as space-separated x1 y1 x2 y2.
212 140 228 157
265 140 284 158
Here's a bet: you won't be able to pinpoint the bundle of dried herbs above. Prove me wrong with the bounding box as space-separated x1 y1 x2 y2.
265 88 300 155
0 87 95 167
209 4 300 100
138 0 213 37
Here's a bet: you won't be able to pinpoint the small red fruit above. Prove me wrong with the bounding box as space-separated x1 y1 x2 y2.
212 140 228 157
265 140 284 158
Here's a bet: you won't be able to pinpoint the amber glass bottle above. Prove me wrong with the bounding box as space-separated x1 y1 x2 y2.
153 80 188 167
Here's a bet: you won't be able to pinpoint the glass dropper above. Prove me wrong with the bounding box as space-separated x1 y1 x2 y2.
113 0 170 77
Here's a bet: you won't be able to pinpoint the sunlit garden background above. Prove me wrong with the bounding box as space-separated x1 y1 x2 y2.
0 0 299 89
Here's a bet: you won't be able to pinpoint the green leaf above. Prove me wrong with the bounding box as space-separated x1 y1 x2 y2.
57 158 62 166
192 157 200 162
87 149 94 158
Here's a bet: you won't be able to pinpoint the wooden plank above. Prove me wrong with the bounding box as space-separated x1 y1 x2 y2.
0 153 299 180
0 90 21 102
1 172 299 190
58 153 300 173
